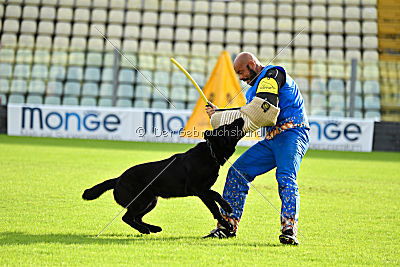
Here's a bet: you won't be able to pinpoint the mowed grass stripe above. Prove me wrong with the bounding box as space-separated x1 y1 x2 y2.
0 135 399 265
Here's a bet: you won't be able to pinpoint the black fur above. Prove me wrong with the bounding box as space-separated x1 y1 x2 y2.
82 118 245 234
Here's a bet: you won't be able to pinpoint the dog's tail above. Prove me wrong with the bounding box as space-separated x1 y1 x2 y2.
82 178 117 200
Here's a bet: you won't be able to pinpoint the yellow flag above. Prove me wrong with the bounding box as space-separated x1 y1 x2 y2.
182 51 259 141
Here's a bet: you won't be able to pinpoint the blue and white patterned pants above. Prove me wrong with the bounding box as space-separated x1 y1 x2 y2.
221 127 309 235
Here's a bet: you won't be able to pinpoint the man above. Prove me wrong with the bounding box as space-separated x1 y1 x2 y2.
203 52 309 245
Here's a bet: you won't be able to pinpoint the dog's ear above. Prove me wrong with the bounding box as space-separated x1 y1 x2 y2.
232 118 245 129
227 118 245 139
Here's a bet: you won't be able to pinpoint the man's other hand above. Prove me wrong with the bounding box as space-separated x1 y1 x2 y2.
205 103 217 118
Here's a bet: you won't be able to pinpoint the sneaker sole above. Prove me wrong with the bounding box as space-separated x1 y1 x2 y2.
279 234 299 245
202 233 236 239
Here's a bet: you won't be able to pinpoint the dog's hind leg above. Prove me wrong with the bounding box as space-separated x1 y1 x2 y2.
120 192 156 234
198 194 234 232
114 179 159 234
205 189 233 214
122 209 151 234
135 197 162 233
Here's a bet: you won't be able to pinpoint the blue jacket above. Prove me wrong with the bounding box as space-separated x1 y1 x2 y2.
245 65 309 139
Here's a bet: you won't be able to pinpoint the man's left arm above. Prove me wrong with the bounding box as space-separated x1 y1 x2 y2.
209 68 285 131
255 68 286 106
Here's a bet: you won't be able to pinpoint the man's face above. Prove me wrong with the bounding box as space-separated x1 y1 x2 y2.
234 62 258 86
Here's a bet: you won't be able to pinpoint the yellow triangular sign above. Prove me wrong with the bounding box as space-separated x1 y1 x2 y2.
182 51 259 141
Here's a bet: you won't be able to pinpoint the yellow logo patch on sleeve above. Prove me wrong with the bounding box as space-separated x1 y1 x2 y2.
256 77 279 95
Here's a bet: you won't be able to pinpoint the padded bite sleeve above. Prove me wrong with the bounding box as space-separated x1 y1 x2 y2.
210 97 280 133
255 68 285 106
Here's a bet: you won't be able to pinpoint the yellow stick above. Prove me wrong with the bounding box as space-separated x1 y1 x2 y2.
170 58 210 105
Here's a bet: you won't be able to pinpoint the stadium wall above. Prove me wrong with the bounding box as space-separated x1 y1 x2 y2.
1 105 399 152
0 106 6 134
372 122 400 152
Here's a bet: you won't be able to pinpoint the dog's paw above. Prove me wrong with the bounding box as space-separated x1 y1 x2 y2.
138 228 151 235
222 203 233 214
148 226 162 233
220 219 234 232
225 223 234 232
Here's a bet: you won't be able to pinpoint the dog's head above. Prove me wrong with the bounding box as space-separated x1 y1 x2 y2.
203 118 245 166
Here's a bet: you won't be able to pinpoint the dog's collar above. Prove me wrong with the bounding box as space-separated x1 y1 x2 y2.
206 140 219 165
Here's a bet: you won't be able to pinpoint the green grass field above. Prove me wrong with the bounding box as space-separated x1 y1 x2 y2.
0 135 399 265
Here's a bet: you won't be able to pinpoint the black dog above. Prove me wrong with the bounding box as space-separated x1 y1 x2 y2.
82 118 244 234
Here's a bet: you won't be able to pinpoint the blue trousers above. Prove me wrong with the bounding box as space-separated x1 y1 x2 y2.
221 127 309 234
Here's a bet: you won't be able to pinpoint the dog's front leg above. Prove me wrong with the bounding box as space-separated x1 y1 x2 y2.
205 189 233 214
198 194 233 231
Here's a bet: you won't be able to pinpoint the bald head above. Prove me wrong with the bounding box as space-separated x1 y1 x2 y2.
233 52 263 86
234 52 259 67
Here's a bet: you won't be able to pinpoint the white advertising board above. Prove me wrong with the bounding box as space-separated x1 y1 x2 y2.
7 104 194 143
7 104 375 152
308 116 375 152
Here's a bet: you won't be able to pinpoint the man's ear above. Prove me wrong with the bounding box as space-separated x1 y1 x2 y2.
248 60 256 69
